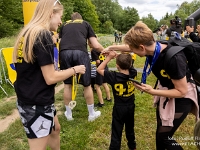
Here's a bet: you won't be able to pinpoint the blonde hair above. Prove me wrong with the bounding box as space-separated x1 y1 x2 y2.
124 21 155 49
13 0 63 63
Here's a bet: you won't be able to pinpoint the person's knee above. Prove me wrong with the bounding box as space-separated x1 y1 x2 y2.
52 123 61 136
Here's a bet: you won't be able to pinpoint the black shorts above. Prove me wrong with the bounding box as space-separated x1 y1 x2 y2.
95 67 108 85
95 72 104 85
59 50 91 87
17 100 56 139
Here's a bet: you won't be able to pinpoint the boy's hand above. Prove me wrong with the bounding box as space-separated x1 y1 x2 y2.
101 47 110 56
107 51 117 59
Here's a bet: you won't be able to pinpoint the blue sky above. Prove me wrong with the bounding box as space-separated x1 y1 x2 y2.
118 0 194 20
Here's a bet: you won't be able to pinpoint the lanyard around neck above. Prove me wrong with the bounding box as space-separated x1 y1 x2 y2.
141 42 161 84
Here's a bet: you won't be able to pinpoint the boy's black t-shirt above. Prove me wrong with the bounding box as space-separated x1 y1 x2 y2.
14 31 56 106
152 43 191 88
104 68 137 104
59 19 96 53
91 49 99 62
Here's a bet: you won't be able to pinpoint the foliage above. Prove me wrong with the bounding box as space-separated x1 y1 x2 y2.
73 0 100 32
101 21 115 34
0 0 200 37
0 0 23 38
61 0 74 22
141 14 158 31
121 7 139 32
91 0 123 33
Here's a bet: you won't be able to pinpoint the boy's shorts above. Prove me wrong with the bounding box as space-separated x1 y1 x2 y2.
95 67 108 85
59 50 91 87
95 72 104 85
17 101 56 139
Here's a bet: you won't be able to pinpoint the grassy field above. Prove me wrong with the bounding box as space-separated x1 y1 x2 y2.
0 36 198 150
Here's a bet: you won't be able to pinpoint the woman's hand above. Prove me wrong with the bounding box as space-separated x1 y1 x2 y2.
73 65 86 74
134 83 154 94
101 46 111 56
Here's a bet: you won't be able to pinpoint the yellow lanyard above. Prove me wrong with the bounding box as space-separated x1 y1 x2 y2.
72 74 81 100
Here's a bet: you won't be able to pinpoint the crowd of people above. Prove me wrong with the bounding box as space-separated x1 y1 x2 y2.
12 0 200 149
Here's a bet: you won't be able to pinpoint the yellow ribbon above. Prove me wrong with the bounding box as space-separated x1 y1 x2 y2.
72 74 81 100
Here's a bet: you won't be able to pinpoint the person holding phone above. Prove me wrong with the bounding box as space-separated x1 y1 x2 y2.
102 21 199 150
97 52 137 150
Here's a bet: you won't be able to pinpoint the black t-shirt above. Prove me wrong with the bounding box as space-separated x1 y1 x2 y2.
104 68 137 104
59 19 96 53
152 43 191 88
14 31 56 105
166 25 182 37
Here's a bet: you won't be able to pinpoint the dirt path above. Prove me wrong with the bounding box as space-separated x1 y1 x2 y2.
0 83 64 133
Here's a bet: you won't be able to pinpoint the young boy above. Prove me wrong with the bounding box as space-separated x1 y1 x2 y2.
97 51 137 150
91 48 112 106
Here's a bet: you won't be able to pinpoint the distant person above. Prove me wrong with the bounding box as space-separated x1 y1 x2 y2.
160 25 168 40
97 52 137 150
13 0 85 149
59 12 104 121
166 17 182 38
118 32 122 43
114 30 119 43
186 25 200 42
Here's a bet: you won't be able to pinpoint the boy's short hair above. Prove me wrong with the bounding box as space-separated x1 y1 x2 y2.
124 21 155 49
116 53 132 70
71 12 83 20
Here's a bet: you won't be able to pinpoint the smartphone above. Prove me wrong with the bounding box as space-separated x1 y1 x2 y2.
129 78 142 85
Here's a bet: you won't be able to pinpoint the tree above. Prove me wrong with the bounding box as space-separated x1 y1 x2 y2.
73 0 100 32
141 14 157 31
91 0 123 33
121 7 139 32
0 0 23 38
61 0 74 22
102 20 114 33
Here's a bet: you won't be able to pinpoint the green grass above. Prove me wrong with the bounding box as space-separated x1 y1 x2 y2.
0 36 198 150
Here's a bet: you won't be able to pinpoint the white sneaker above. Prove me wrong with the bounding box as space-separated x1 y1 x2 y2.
88 111 101 122
64 111 74 121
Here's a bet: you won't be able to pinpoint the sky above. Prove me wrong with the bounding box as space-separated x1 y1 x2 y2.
118 0 193 21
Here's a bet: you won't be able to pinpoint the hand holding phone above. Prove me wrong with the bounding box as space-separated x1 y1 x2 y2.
129 78 142 85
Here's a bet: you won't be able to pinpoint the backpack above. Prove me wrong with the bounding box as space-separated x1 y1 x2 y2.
162 37 200 115
163 37 200 86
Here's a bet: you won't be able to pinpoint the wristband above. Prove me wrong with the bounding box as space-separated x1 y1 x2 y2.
72 67 76 74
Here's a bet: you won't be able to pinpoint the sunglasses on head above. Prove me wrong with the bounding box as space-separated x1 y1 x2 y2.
54 0 61 6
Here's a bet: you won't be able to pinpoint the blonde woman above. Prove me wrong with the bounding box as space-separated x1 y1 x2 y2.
13 0 85 150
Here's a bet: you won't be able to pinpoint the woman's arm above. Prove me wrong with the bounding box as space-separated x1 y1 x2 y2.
41 64 85 85
134 76 188 98
103 44 131 52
